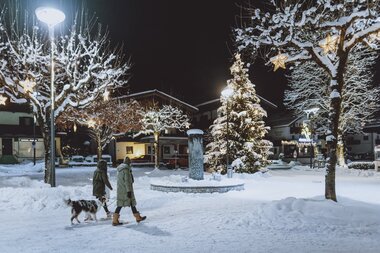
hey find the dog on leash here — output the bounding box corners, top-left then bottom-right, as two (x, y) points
(65, 198), (106, 224)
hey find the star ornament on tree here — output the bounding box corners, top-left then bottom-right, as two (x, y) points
(270, 52), (288, 71)
(319, 34), (338, 54)
(19, 79), (36, 93)
(0, 94), (7, 105)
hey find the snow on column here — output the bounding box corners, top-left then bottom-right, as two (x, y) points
(187, 129), (204, 180)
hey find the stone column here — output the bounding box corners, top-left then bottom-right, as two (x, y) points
(187, 129), (204, 180)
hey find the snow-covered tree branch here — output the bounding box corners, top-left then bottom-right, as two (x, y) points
(0, 5), (130, 184)
(236, 0), (380, 201)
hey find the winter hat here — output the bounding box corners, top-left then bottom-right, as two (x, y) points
(124, 157), (131, 165)
(98, 160), (107, 170)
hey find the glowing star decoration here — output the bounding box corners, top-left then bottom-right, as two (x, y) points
(87, 119), (96, 128)
(319, 34), (338, 54)
(0, 95), (7, 105)
(20, 79), (36, 93)
(271, 53), (288, 71)
(103, 89), (110, 101)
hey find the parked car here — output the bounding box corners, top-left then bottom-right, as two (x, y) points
(131, 155), (153, 164)
(70, 155), (85, 163)
(166, 156), (188, 169)
(85, 155), (112, 165)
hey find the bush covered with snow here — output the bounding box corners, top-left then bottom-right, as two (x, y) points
(347, 161), (374, 170)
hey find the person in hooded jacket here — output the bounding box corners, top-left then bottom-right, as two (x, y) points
(112, 156), (146, 226)
(93, 159), (113, 218)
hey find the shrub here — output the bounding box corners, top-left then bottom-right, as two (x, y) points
(347, 162), (374, 170)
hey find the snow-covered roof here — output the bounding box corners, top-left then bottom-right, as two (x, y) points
(117, 89), (199, 112)
(268, 112), (305, 128)
(195, 95), (277, 109)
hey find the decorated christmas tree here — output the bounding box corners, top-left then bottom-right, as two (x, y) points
(205, 54), (272, 174)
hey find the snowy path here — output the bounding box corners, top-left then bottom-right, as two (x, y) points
(1, 166), (380, 253)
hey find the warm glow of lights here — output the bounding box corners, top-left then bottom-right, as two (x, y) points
(87, 119), (96, 128)
(73, 122), (77, 132)
(0, 94), (7, 105)
(20, 79), (36, 93)
(319, 34), (338, 54)
(271, 52), (288, 71)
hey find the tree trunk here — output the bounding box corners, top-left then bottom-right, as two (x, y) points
(96, 132), (102, 161)
(325, 49), (348, 202)
(154, 132), (160, 169)
(41, 124), (52, 184)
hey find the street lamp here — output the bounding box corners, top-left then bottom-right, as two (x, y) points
(221, 86), (234, 177)
(33, 114), (36, 166)
(304, 108), (320, 168)
(36, 7), (65, 187)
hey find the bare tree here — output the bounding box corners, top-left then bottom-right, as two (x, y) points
(57, 99), (142, 160)
(135, 105), (190, 169)
(236, 0), (380, 201)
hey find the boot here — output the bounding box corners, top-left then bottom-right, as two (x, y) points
(134, 212), (146, 223)
(112, 213), (123, 226)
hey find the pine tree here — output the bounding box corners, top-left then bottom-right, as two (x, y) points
(205, 54), (272, 174)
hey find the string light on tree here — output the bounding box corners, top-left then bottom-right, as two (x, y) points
(319, 34), (338, 54)
(270, 52), (288, 71)
(103, 89), (110, 101)
(19, 78), (36, 93)
(0, 94), (7, 105)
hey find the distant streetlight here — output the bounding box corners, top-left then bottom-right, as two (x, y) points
(36, 6), (65, 187)
(304, 107), (320, 168)
(221, 86), (234, 177)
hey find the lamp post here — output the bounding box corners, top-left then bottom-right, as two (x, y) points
(35, 7), (65, 187)
(304, 108), (320, 169)
(221, 86), (234, 177)
(33, 114), (36, 165)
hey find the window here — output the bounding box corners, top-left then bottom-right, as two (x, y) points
(363, 135), (369, 141)
(19, 117), (33, 126)
(147, 146), (155, 154)
(163, 146), (170, 154)
(126, 146), (133, 154)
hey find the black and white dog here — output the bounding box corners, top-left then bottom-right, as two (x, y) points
(65, 198), (106, 224)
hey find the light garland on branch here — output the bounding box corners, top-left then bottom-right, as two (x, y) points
(103, 89), (110, 101)
(271, 52), (288, 71)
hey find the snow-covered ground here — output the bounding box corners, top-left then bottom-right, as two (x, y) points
(1, 164), (380, 253)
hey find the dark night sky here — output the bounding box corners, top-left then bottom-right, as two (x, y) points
(5, 0), (380, 107)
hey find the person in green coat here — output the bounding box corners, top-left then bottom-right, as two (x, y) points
(112, 157), (146, 226)
(93, 160), (113, 217)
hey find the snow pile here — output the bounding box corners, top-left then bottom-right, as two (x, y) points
(337, 167), (379, 177)
(233, 197), (380, 235)
(150, 174), (244, 187)
(0, 161), (44, 176)
(0, 181), (93, 212)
